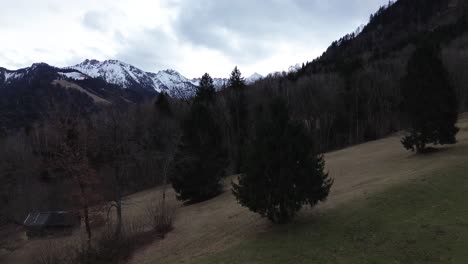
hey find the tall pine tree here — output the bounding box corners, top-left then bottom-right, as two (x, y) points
(227, 67), (248, 174)
(196, 73), (216, 102)
(171, 73), (226, 203)
(401, 42), (459, 153)
(233, 98), (333, 224)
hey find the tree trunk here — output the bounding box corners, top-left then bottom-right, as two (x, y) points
(115, 199), (122, 236)
(416, 142), (426, 154)
(162, 170), (167, 205)
(78, 179), (92, 252)
(83, 204), (92, 251)
(114, 165), (123, 236)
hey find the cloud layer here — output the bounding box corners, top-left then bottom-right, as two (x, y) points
(0, 0), (388, 77)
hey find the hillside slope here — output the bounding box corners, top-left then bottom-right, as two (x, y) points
(125, 116), (468, 264)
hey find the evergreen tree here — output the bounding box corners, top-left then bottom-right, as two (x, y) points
(228, 66), (246, 89)
(196, 73), (216, 102)
(400, 42), (459, 153)
(232, 98), (333, 224)
(171, 73), (226, 203)
(154, 92), (172, 117)
(227, 66), (248, 174)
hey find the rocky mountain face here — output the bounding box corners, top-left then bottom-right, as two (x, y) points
(68, 59), (197, 99)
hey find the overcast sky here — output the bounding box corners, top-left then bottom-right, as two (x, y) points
(0, 0), (388, 78)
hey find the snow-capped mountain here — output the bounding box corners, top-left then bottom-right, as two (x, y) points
(68, 59), (198, 98)
(246, 73), (263, 84)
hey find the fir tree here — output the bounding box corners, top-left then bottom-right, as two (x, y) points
(400, 42), (459, 153)
(196, 73), (216, 103)
(232, 98), (333, 224)
(154, 92), (172, 117)
(171, 73), (226, 203)
(228, 66), (246, 89)
(227, 66), (248, 174)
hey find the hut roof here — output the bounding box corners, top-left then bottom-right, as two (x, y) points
(23, 211), (77, 228)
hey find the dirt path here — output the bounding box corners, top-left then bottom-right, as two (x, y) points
(128, 116), (468, 264)
(2, 117), (468, 264)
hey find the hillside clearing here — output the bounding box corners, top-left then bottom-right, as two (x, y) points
(52, 80), (111, 105)
(128, 116), (468, 264)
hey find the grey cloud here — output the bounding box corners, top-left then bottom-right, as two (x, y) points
(0, 52), (34, 69)
(112, 0), (388, 74)
(82, 11), (109, 32)
(0, 54), (21, 69)
(62, 50), (89, 67)
(165, 0), (387, 62)
(113, 31), (127, 45)
(115, 29), (182, 72)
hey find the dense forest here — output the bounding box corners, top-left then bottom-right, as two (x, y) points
(1, 0), (468, 226)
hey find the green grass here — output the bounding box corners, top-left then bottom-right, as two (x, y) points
(196, 164), (468, 264)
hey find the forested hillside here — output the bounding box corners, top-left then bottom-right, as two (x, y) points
(249, 0), (468, 151)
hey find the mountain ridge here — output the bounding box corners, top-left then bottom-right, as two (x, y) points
(1, 59), (265, 99)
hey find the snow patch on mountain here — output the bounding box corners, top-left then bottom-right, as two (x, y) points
(58, 71), (89, 81)
(190, 77), (228, 90)
(1, 65), (50, 86)
(191, 73), (262, 89)
(148, 69), (198, 98)
(2, 71), (23, 84)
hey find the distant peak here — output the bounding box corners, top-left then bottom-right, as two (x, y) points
(246, 72), (263, 83)
(79, 59), (100, 65)
(249, 72), (263, 78)
(78, 59), (127, 66)
(162, 69), (179, 75)
(104, 59), (122, 64)
(31, 62), (49, 68)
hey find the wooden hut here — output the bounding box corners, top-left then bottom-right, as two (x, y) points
(23, 211), (80, 238)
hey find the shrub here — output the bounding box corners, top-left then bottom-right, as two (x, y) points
(74, 215), (153, 264)
(146, 200), (177, 237)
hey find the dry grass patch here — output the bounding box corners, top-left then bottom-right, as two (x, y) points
(145, 200), (177, 237)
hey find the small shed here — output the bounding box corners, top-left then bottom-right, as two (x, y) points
(23, 211), (80, 238)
